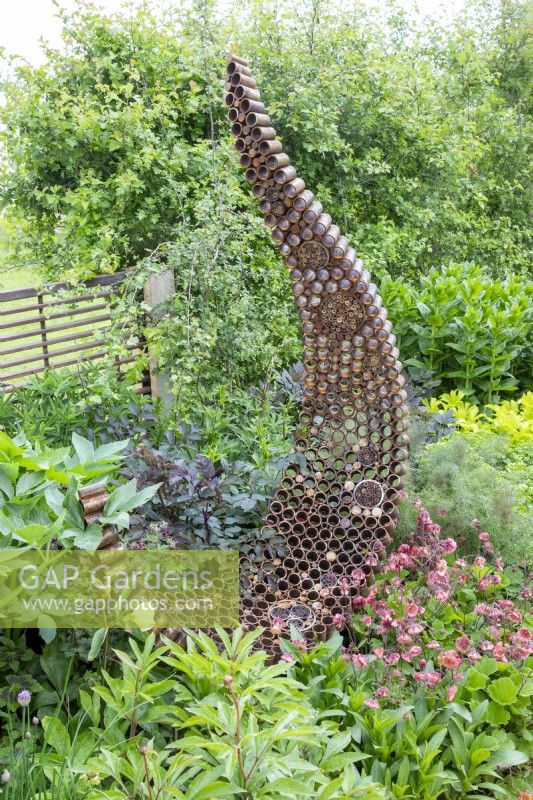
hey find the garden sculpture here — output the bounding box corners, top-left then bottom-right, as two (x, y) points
(226, 55), (409, 654)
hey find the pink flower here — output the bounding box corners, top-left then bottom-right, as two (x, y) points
(426, 671), (441, 688)
(402, 646), (422, 663)
(376, 686), (389, 698)
(435, 590), (449, 602)
(455, 558), (467, 568)
(351, 568), (366, 583)
(361, 614), (372, 626)
(280, 653), (294, 663)
(440, 538), (457, 554)
(468, 650), (481, 662)
(352, 653), (369, 669)
(511, 645), (532, 660)
(515, 627), (532, 642)
(427, 640), (441, 650)
(495, 558), (504, 571)
(447, 685), (458, 702)
(406, 602), (423, 618)
(473, 556), (486, 567)
(478, 532), (490, 543)
(455, 635), (472, 654)
(493, 642), (508, 662)
(438, 650), (462, 670)
(398, 633), (412, 645)
(374, 647), (385, 658)
(332, 614), (347, 631)
(384, 651), (400, 665)
(479, 640), (494, 651)
(408, 623), (424, 635)
(363, 698), (380, 709)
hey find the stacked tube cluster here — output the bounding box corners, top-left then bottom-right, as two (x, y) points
(225, 55), (409, 654)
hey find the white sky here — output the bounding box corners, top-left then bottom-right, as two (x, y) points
(1, 0), (468, 66)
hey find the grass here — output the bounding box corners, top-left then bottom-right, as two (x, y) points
(0, 265), (36, 292)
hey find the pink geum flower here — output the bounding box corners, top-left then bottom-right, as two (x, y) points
(352, 653), (369, 669)
(492, 641), (509, 662)
(425, 671), (441, 688)
(363, 698), (380, 709)
(376, 686), (389, 698)
(478, 532), (490, 543)
(439, 538), (457, 554)
(515, 627), (532, 642)
(438, 650), (462, 670)
(332, 613), (347, 631)
(398, 633), (412, 646)
(473, 555), (486, 567)
(447, 685), (458, 702)
(414, 671), (441, 688)
(455, 635), (472, 654)
(427, 640), (441, 650)
(384, 651), (400, 665)
(407, 623), (425, 635)
(406, 602), (423, 618)
(374, 647), (385, 658)
(280, 653), (294, 663)
(402, 645), (422, 663)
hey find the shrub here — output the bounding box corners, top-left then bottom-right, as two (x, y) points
(0, 430), (157, 550)
(397, 433), (533, 564)
(0, 366), (158, 449)
(1, 1), (531, 282)
(425, 390), (533, 444)
(118, 433), (296, 557)
(382, 264), (533, 404)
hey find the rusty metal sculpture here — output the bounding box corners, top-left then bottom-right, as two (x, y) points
(226, 55), (409, 654)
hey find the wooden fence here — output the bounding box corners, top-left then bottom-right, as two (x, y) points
(0, 272), (151, 393)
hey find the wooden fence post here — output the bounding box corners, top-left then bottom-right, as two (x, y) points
(143, 268), (175, 412)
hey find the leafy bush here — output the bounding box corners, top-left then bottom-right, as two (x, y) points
(1, 1), (531, 282)
(2, 609), (531, 799)
(382, 264), (533, 403)
(119, 434), (294, 557)
(0, 430), (157, 549)
(398, 433), (533, 564)
(425, 390), (533, 443)
(0, 367), (158, 449)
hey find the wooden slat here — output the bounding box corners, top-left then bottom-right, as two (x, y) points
(1, 328), (108, 356)
(0, 313), (112, 343)
(0, 303), (111, 330)
(0, 272), (126, 303)
(2, 338), (108, 369)
(0, 290), (117, 317)
(1, 345), (140, 383)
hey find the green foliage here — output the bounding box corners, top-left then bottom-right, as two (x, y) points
(382, 264), (533, 403)
(0, 430), (157, 549)
(0, 367), (158, 448)
(2, 623), (530, 799)
(1, 0), (531, 284)
(398, 432), (533, 563)
(425, 390), (533, 443)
